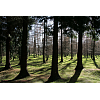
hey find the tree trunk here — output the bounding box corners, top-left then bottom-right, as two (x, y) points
(4, 17), (12, 70)
(43, 19), (46, 63)
(64, 36), (67, 57)
(61, 21), (63, 62)
(34, 36), (36, 58)
(75, 30), (83, 70)
(86, 37), (88, 58)
(15, 16), (30, 79)
(48, 16), (61, 82)
(38, 45), (40, 56)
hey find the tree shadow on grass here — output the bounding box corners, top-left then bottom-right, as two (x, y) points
(30, 66), (51, 75)
(59, 59), (77, 71)
(27, 61), (44, 67)
(0, 72), (50, 83)
(93, 59), (100, 69)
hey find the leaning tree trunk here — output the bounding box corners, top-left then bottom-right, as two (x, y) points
(75, 29), (83, 70)
(14, 16), (30, 79)
(4, 17), (12, 70)
(48, 16), (61, 82)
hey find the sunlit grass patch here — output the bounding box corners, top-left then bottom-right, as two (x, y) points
(0, 55), (100, 83)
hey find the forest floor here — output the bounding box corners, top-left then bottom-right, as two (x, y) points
(0, 55), (100, 83)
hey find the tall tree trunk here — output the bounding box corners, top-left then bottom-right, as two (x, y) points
(86, 37), (88, 58)
(34, 36), (36, 58)
(83, 41), (86, 57)
(75, 30), (83, 70)
(4, 17), (12, 70)
(43, 19), (46, 63)
(15, 16), (30, 79)
(48, 16), (61, 82)
(64, 36), (67, 57)
(71, 33), (73, 59)
(38, 45), (40, 56)
(61, 20), (63, 62)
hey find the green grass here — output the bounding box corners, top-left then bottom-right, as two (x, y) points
(0, 55), (100, 83)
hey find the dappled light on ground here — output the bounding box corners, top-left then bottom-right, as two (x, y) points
(0, 55), (100, 83)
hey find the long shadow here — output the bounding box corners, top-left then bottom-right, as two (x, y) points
(68, 69), (82, 83)
(59, 59), (77, 71)
(93, 59), (100, 69)
(27, 61), (43, 67)
(30, 66), (51, 74)
(0, 70), (51, 83)
(59, 59), (72, 64)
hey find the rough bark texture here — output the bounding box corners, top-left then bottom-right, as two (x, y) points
(48, 16), (61, 82)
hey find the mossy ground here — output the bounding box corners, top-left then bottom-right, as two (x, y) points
(0, 55), (100, 83)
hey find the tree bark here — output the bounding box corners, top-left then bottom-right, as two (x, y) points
(4, 17), (12, 70)
(48, 16), (61, 82)
(15, 16), (30, 79)
(86, 37), (88, 58)
(34, 36), (36, 58)
(75, 29), (83, 70)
